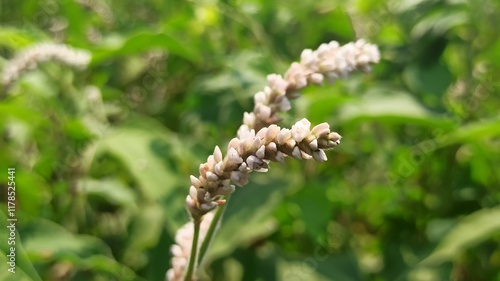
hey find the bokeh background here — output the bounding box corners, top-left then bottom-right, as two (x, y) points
(1, 0), (500, 280)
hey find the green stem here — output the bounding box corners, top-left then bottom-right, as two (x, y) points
(197, 195), (231, 265)
(183, 219), (201, 281)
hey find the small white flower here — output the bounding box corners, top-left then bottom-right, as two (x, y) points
(246, 155), (261, 170)
(301, 151), (313, 160)
(311, 123), (330, 137)
(277, 128), (291, 145)
(230, 171), (249, 186)
(300, 49), (316, 67)
(243, 112), (256, 127)
(275, 151), (286, 163)
(189, 186), (198, 201)
(253, 136), (262, 150)
(213, 146), (223, 163)
(207, 155), (216, 168)
(313, 150), (328, 162)
(309, 139), (318, 150)
(292, 146), (302, 159)
(309, 73), (324, 84)
(218, 182), (236, 195)
(201, 202), (217, 212)
(266, 142), (277, 153)
(267, 74), (289, 94)
(205, 171), (218, 181)
(256, 145), (266, 159)
(279, 97), (292, 111)
(238, 162), (248, 172)
(291, 118), (311, 142)
(228, 137), (240, 151)
(254, 91), (267, 104)
(190, 175), (203, 189)
(328, 132), (342, 143)
(266, 125), (281, 143)
(226, 147), (243, 166)
(214, 162), (224, 176)
(256, 104), (272, 120)
(256, 127), (268, 140)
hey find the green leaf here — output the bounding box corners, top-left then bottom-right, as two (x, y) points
(60, 0), (88, 44)
(14, 171), (51, 219)
(303, 85), (354, 124)
(0, 98), (50, 126)
(436, 116), (500, 147)
(77, 178), (137, 208)
(421, 206), (500, 265)
(411, 9), (468, 39)
(0, 27), (36, 50)
(278, 252), (362, 281)
(19, 218), (140, 280)
(207, 173), (290, 261)
(21, 219), (113, 259)
(122, 203), (165, 269)
(0, 211), (42, 281)
(290, 183), (335, 240)
(91, 33), (201, 63)
(92, 116), (181, 201)
(337, 86), (454, 128)
(402, 62), (453, 99)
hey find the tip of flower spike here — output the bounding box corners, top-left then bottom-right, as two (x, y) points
(213, 146), (223, 162)
(328, 132), (342, 142)
(313, 150), (328, 162)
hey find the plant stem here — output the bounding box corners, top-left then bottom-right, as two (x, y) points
(183, 219), (201, 281)
(197, 195), (231, 265)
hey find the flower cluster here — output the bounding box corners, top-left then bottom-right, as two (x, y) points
(166, 212), (215, 281)
(243, 39), (379, 132)
(167, 39), (379, 280)
(186, 118), (341, 220)
(2, 43), (91, 88)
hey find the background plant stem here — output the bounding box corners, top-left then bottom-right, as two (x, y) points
(183, 219), (200, 281)
(197, 195), (231, 266)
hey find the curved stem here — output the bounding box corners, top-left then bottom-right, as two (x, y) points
(183, 219), (201, 281)
(197, 195), (231, 265)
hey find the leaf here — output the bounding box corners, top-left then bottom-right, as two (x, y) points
(19, 218), (140, 280)
(303, 85), (354, 124)
(290, 183), (335, 240)
(21, 219), (113, 259)
(0, 27), (36, 50)
(74, 255), (140, 281)
(421, 206), (500, 265)
(337, 86), (455, 128)
(278, 252), (362, 281)
(91, 33), (201, 63)
(402, 62), (453, 99)
(317, 6), (354, 40)
(436, 116), (500, 147)
(117, 203), (166, 271)
(0, 98), (50, 126)
(483, 37), (500, 68)
(411, 9), (468, 39)
(92, 116), (181, 201)
(77, 178), (137, 208)
(13, 171), (51, 219)
(391, 0), (432, 13)
(60, 1), (87, 43)
(0, 211), (42, 281)
(207, 173), (291, 261)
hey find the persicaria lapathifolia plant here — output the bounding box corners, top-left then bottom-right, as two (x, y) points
(167, 39), (380, 281)
(1, 43), (91, 91)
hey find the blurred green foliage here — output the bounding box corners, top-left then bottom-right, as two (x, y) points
(1, 0), (500, 280)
